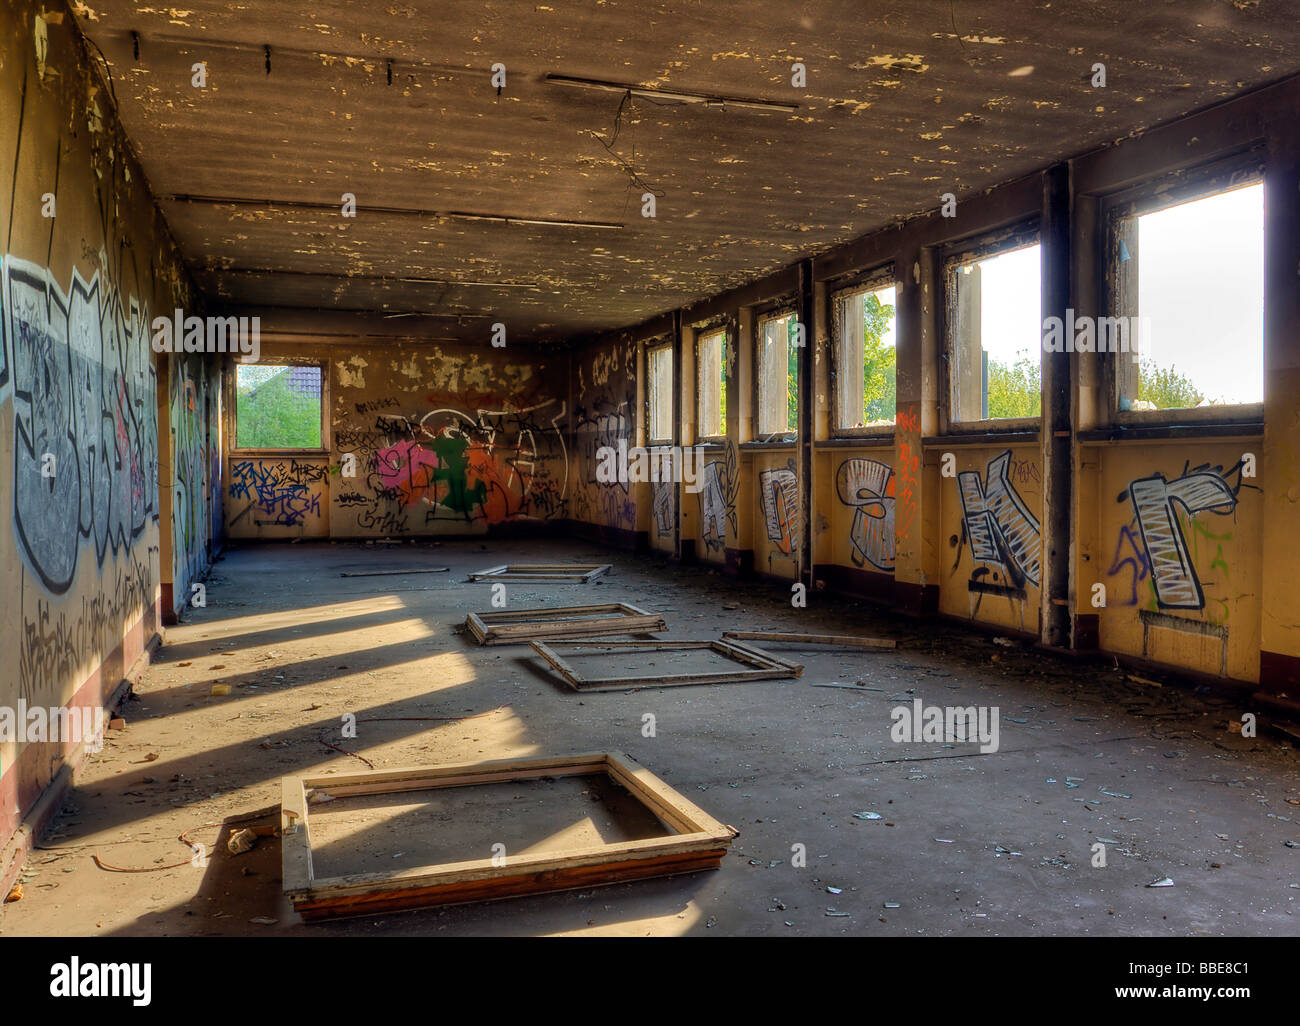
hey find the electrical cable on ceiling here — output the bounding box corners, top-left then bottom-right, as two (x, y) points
(592, 90), (665, 214)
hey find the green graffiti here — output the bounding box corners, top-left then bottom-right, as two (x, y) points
(431, 435), (487, 518)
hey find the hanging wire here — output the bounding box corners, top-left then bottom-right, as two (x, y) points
(590, 90), (665, 215)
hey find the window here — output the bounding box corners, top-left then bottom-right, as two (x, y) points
(1111, 178), (1263, 414)
(234, 363), (323, 449)
(696, 328), (726, 439)
(757, 311), (799, 436)
(833, 279), (897, 431)
(947, 239), (1042, 423)
(647, 343), (673, 443)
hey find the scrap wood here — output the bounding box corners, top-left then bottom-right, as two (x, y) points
(529, 639), (801, 692)
(722, 630), (895, 650)
(340, 567), (449, 578)
(281, 752), (737, 921)
(465, 603), (665, 645)
(312, 707), (508, 768)
(92, 810), (277, 874)
(466, 563), (611, 582)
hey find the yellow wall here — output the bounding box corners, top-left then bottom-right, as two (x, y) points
(0, 2), (212, 857)
(563, 75), (1300, 696)
(224, 341), (568, 540)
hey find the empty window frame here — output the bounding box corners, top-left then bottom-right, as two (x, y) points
(945, 234), (1042, 425)
(832, 276), (898, 432)
(647, 342), (674, 443)
(234, 363), (325, 450)
(757, 310), (799, 436)
(1108, 168), (1263, 418)
(696, 327), (727, 440)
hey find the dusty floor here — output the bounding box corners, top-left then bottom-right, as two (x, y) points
(3, 539), (1298, 937)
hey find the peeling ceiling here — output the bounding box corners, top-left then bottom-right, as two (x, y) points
(70, 0), (1300, 344)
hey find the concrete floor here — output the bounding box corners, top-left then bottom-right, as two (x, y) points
(3, 539), (1298, 936)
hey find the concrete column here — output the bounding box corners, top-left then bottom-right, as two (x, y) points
(893, 244), (939, 613)
(1040, 164), (1074, 649)
(796, 259), (815, 588)
(1258, 105), (1300, 696)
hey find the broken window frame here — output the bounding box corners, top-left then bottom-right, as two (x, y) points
(280, 752), (738, 921)
(645, 340), (675, 446)
(940, 222), (1043, 435)
(529, 638), (803, 692)
(828, 265), (899, 437)
(1102, 153), (1266, 428)
(694, 323), (729, 443)
(464, 602), (665, 645)
(229, 357), (330, 456)
(754, 305), (800, 441)
(466, 563), (612, 582)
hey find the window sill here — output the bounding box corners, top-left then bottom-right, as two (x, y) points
(923, 431), (1039, 447)
(739, 439), (797, 452)
(229, 449), (330, 458)
(1078, 421), (1263, 443)
(817, 435), (895, 448)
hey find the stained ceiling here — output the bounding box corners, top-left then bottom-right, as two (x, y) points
(70, 0), (1300, 344)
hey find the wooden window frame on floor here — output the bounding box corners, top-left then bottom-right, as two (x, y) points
(528, 638), (804, 692)
(464, 603), (666, 645)
(466, 563), (612, 582)
(281, 752), (737, 922)
(721, 630), (896, 651)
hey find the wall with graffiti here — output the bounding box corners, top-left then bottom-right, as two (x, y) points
(0, 5), (213, 859)
(171, 354), (221, 596)
(227, 455), (329, 538)
(940, 446), (1044, 634)
(694, 440), (738, 563)
(569, 335), (639, 540)
(821, 450), (898, 576)
(225, 342), (569, 539)
(650, 448), (677, 553)
(1096, 443), (1261, 681)
(751, 450), (801, 578)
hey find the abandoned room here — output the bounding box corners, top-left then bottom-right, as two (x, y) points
(1, 0), (1299, 978)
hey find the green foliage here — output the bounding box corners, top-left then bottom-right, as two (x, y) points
(986, 355), (1042, 419)
(783, 317), (798, 431)
(1138, 358), (1204, 409)
(236, 367), (322, 448)
(861, 292), (896, 424)
(719, 335), (727, 428)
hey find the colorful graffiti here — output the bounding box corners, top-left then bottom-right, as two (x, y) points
(172, 358), (215, 596)
(956, 450), (1042, 597)
(759, 460), (800, 557)
(895, 404), (920, 544)
(836, 457), (895, 572)
(577, 395), (632, 529)
(652, 451), (676, 536)
(230, 460), (326, 527)
(698, 440), (738, 552)
(6, 257), (159, 594)
(329, 394), (569, 534)
(1104, 523), (1150, 606)
(1114, 459), (1250, 611)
